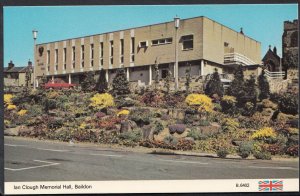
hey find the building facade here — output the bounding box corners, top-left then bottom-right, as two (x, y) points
(4, 60), (33, 87)
(282, 19), (298, 69)
(35, 16), (261, 86)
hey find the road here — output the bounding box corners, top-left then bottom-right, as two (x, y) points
(4, 136), (299, 182)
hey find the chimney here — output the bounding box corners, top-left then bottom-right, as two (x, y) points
(8, 60), (14, 70)
(240, 27), (244, 35)
(273, 46), (277, 55)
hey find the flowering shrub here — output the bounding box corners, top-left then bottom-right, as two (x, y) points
(17, 109), (27, 116)
(251, 127), (277, 141)
(117, 110), (130, 117)
(286, 145), (299, 156)
(79, 122), (87, 129)
(185, 94), (213, 113)
(4, 94), (14, 105)
(222, 118), (239, 132)
(4, 120), (11, 127)
(47, 91), (60, 99)
(7, 104), (17, 110)
(89, 93), (114, 110)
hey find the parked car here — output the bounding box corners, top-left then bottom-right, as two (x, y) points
(42, 79), (77, 89)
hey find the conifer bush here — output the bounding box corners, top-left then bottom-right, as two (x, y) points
(112, 69), (130, 96)
(258, 69), (270, 100)
(81, 72), (96, 92)
(205, 68), (224, 97)
(95, 69), (108, 93)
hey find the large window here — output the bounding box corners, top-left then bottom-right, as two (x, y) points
(55, 49), (58, 63)
(90, 44), (94, 59)
(110, 41), (114, 65)
(120, 39), (124, 64)
(63, 48), (67, 62)
(152, 37), (172, 46)
(72, 46), (75, 69)
(131, 37), (135, 62)
(81, 45), (84, 60)
(100, 42), (103, 66)
(182, 35), (193, 50)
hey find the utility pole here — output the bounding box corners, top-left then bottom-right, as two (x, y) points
(174, 17), (180, 90)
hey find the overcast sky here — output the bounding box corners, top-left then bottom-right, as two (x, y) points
(4, 4), (298, 67)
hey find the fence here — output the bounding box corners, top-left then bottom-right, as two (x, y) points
(265, 70), (285, 79)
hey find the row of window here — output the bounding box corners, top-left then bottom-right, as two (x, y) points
(46, 35), (193, 72)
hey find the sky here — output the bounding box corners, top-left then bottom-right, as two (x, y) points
(4, 4), (298, 67)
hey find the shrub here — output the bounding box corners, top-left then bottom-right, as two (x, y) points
(278, 93), (298, 115)
(7, 104), (17, 110)
(222, 118), (239, 132)
(205, 68), (224, 97)
(128, 108), (151, 126)
(251, 127), (277, 141)
(220, 96), (237, 115)
(187, 129), (207, 140)
(258, 69), (270, 100)
(238, 141), (253, 159)
(153, 121), (164, 135)
(253, 151), (272, 160)
(4, 94), (14, 105)
(47, 118), (63, 130)
(242, 102), (256, 116)
(112, 69), (130, 96)
(47, 99), (57, 110)
(119, 130), (142, 143)
(217, 148), (229, 158)
(17, 109), (27, 116)
(185, 94), (213, 113)
(168, 124), (186, 134)
(47, 91), (60, 99)
(89, 93), (115, 110)
(95, 69), (108, 93)
(286, 145), (299, 156)
(163, 135), (178, 145)
(81, 72), (96, 92)
(117, 109), (130, 117)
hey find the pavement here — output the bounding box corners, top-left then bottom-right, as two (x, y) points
(4, 136), (299, 182)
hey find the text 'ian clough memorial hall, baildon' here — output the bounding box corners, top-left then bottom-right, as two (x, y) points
(34, 16), (262, 87)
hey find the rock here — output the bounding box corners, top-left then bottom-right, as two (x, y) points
(232, 140), (243, 146)
(184, 137), (195, 143)
(142, 124), (154, 141)
(199, 123), (221, 137)
(4, 127), (19, 136)
(262, 99), (278, 110)
(18, 126), (34, 136)
(120, 120), (137, 133)
(277, 112), (298, 123)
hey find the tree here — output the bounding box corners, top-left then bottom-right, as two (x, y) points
(205, 68), (224, 97)
(227, 65), (245, 103)
(283, 50), (298, 79)
(81, 71), (96, 92)
(164, 68), (172, 93)
(258, 69), (270, 100)
(112, 68), (130, 96)
(245, 74), (257, 104)
(185, 64), (192, 95)
(95, 69), (108, 93)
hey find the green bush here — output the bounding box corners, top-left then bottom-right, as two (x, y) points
(217, 148), (229, 158)
(163, 135), (178, 145)
(153, 121), (164, 135)
(220, 96), (237, 115)
(238, 141), (253, 159)
(118, 130), (142, 143)
(128, 108), (151, 126)
(187, 129), (207, 140)
(253, 151), (272, 160)
(279, 93), (298, 115)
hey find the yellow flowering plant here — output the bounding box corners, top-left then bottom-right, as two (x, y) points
(89, 93), (115, 110)
(17, 109), (27, 116)
(185, 94), (213, 113)
(4, 94), (14, 105)
(7, 104), (17, 110)
(117, 109), (130, 116)
(251, 127), (277, 140)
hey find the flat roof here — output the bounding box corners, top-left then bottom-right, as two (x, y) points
(37, 15), (261, 46)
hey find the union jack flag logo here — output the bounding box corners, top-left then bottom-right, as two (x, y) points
(259, 180), (283, 191)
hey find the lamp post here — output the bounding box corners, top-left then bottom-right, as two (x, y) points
(32, 30), (38, 90)
(174, 17), (180, 90)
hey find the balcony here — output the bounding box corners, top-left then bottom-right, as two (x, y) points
(224, 53), (256, 66)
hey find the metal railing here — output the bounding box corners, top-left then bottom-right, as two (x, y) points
(224, 52), (256, 65)
(265, 70), (285, 79)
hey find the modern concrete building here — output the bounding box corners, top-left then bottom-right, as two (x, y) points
(34, 16), (262, 86)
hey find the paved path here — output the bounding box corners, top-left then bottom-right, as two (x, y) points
(4, 136), (299, 182)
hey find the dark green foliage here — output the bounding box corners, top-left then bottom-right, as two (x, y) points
(227, 65), (245, 98)
(112, 69), (130, 96)
(187, 129), (207, 140)
(258, 70), (270, 100)
(217, 148), (229, 158)
(95, 69), (108, 93)
(253, 151), (272, 160)
(238, 141), (253, 159)
(47, 118), (63, 130)
(81, 72), (96, 92)
(164, 69), (172, 93)
(279, 93), (298, 115)
(128, 108), (151, 126)
(205, 68), (224, 97)
(163, 135), (178, 145)
(153, 121), (164, 135)
(185, 64), (191, 95)
(283, 50), (298, 79)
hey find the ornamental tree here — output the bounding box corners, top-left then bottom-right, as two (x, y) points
(112, 68), (130, 96)
(258, 69), (270, 101)
(205, 68), (224, 97)
(95, 69), (108, 93)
